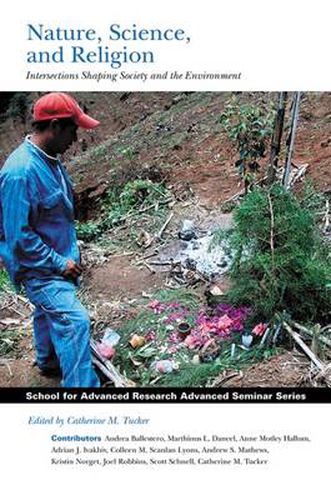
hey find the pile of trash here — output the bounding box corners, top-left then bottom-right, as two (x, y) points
(176, 220), (231, 277)
(96, 297), (268, 381)
(148, 219), (233, 285)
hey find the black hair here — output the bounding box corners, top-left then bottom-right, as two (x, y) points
(32, 117), (77, 132)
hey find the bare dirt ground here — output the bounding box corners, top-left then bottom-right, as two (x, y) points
(86, 255), (166, 300)
(0, 92), (330, 388)
(0, 326), (60, 387)
(218, 352), (312, 388)
(0, 359), (60, 387)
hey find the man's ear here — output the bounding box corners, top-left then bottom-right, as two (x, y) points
(49, 119), (61, 132)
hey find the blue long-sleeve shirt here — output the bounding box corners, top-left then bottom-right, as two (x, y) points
(0, 138), (80, 287)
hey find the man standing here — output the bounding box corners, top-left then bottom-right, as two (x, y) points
(0, 92), (100, 387)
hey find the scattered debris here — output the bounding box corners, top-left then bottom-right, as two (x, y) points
(129, 334), (146, 349)
(113, 296), (273, 385)
(211, 369), (243, 387)
(79, 241), (112, 269)
(96, 343), (116, 360)
(136, 229), (154, 248)
(312, 363), (331, 388)
(220, 352), (311, 388)
(152, 220), (233, 281)
(241, 332), (253, 348)
(0, 318), (22, 329)
(151, 359), (178, 374)
(283, 321), (324, 371)
(90, 339), (133, 387)
(323, 199), (330, 233)
(0, 358), (13, 377)
(102, 328), (121, 347)
(291, 163), (308, 185)
(156, 212), (174, 241)
(178, 219), (197, 241)
(289, 320), (331, 349)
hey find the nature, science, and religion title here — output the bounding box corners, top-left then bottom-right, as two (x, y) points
(25, 23), (192, 69)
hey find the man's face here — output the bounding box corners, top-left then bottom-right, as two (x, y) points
(51, 121), (78, 154)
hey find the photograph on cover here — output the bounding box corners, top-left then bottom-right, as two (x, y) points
(0, 91), (330, 389)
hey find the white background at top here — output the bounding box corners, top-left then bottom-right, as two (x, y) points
(0, 0), (330, 90)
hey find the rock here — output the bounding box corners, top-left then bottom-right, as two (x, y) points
(204, 283), (225, 306)
(192, 354), (200, 365)
(178, 220), (197, 241)
(136, 229), (153, 248)
(218, 258), (228, 268)
(209, 285), (224, 297)
(185, 257), (197, 270)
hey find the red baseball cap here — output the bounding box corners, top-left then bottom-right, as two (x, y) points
(33, 92), (100, 129)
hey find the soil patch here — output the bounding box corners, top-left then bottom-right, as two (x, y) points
(0, 358), (60, 387)
(85, 255), (166, 300)
(220, 352), (311, 387)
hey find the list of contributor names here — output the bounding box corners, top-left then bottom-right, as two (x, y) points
(50, 434), (311, 468)
(27, 414), (313, 469)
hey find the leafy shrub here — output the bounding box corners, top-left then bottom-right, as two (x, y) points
(0, 268), (10, 291)
(0, 329), (24, 356)
(5, 93), (31, 123)
(223, 184), (330, 322)
(220, 98), (275, 190)
(76, 221), (101, 242)
(118, 179), (168, 210)
(76, 180), (170, 242)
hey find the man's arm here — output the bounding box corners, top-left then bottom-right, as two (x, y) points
(1, 174), (68, 273)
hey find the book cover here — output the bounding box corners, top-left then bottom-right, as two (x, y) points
(0, 1), (330, 499)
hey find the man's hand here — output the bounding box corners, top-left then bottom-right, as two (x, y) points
(62, 259), (83, 279)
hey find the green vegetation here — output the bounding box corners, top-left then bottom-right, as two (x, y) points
(158, 345), (278, 387)
(76, 179), (170, 243)
(0, 329), (24, 356)
(220, 98), (275, 190)
(0, 270), (23, 356)
(0, 269), (10, 292)
(5, 93), (31, 123)
(215, 184), (330, 323)
(75, 220), (100, 242)
(298, 180), (327, 220)
(112, 289), (277, 387)
(115, 290), (201, 385)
